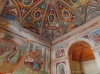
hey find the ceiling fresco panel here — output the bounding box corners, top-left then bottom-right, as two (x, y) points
(22, 2), (47, 35)
(63, 0), (89, 7)
(57, 1), (75, 22)
(16, 0), (41, 16)
(43, 2), (60, 29)
(1, 0), (100, 41)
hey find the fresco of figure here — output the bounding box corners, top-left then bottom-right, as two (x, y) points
(63, 10), (70, 19)
(56, 48), (65, 58)
(24, 51), (43, 71)
(24, 52), (35, 69)
(0, 49), (21, 73)
(0, 47), (13, 66)
(23, 0), (33, 6)
(70, 0), (80, 4)
(34, 51), (43, 70)
(48, 14), (55, 23)
(60, 67), (65, 74)
(93, 32), (100, 44)
(34, 10), (41, 19)
(72, 0), (78, 3)
(8, 49), (20, 64)
(57, 63), (66, 74)
(90, 29), (100, 45)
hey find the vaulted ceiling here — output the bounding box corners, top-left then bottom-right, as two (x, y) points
(69, 41), (95, 62)
(1, 0), (100, 41)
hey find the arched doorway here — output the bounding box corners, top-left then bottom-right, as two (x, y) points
(68, 41), (99, 74)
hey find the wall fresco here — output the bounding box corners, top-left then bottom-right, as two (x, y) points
(0, 28), (28, 74)
(90, 28), (100, 45)
(55, 43), (68, 58)
(0, 28), (51, 74)
(55, 47), (65, 58)
(56, 62), (66, 74)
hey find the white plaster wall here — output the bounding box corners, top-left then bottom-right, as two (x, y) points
(93, 47), (100, 71)
(72, 61), (82, 74)
(82, 60), (100, 74)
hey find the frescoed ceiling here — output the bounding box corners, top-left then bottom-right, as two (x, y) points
(1, 0), (100, 41)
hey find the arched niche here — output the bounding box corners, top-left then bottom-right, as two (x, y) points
(67, 40), (99, 74)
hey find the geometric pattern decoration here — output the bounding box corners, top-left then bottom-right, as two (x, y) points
(8, 8), (18, 16)
(16, 0), (41, 16)
(1, 0), (100, 41)
(57, 1), (75, 22)
(23, 2), (47, 34)
(43, 2), (60, 29)
(89, 0), (99, 5)
(6, 0), (14, 7)
(65, 22), (79, 33)
(63, 0), (89, 7)
(54, 30), (62, 40)
(43, 29), (53, 41)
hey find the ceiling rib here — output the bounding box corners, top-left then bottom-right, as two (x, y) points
(86, 7), (100, 17)
(40, 1), (50, 35)
(52, 0), (64, 35)
(12, 0), (22, 24)
(83, 3), (88, 23)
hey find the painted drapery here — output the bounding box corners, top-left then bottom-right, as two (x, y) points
(0, 28), (50, 74)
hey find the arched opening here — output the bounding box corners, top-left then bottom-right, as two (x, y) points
(68, 41), (99, 74)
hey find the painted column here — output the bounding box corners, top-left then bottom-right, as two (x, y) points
(51, 48), (55, 74)
(33, 43), (36, 52)
(27, 39), (32, 52)
(42, 47), (46, 71)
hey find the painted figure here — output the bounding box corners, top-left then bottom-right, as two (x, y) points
(0, 49), (21, 73)
(56, 48), (65, 58)
(24, 52), (35, 69)
(72, 0), (78, 3)
(93, 32), (100, 43)
(0, 47), (13, 66)
(49, 14), (55, 23)
(34, 11), (41, 19)
(55, 31), (60, 38)
(23, 0), (32, 6)
(34, 51), (43, 69)
(60, 67), (65, 74)
(24, 51), (43, 70)
(70, 0), (80, 4)
(8, 49), (20, 64)
(63, 10), (70, 19)
(57, 63), (66, 74)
